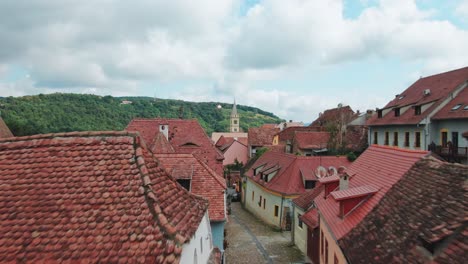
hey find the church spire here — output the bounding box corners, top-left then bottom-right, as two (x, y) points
(229, 99), (240, 132)
(231, 99), (238, 117)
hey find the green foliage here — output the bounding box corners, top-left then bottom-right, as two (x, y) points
(255, 147), (269, 158)
(347, 152), (357, 161)
(0, 93), (282, 136)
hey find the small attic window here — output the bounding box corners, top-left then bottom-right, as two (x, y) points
(464, 105), (468, 110)
(305, 180), (316, 189)
(451, 104), (462, 111)
(181, 142), (199, 147)
(398, 95), (405, 100)
(377, 110), (383, 118)
(394, 108), (400, 117)
(414, 105), (422, 115)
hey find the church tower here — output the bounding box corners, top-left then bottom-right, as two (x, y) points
(230, 100), (240, 132)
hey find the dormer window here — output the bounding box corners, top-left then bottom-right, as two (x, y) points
(177, 179), (191, 191)
(414, 105), (421, 115)
(377, 110), (383, 118)
(394, 108), (400, 117)
(304, 180), (316, 189)
(451, 104), (462, 111)
(464, 105), (468, 110)
(331, 185), (378, 218)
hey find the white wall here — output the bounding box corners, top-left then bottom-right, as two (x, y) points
(293, 206), (307, 255)
(180, 213), (213, 264)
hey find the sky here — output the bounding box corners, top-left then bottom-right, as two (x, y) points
(0, 0), (467, 122)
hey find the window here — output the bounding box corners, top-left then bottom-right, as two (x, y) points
(252, 191), (254, 201)
(377, 110), (383, 118)
(177, 179), (191, 191)
(233, 120), (238, 124)
(298, 213), (303, 228)
(274, 205), (279, 217)
(451, 104), (462, 111)
(404, 132), (410, 147)
(258, 195), (262, 207)
(325, 239), (329, 264)
(441, 131), (448, 147)
(394, 108), (400, 117)
(263, 198), (266, 209)
(415, 132), (421, 148)
(464, 105), (468, 110)
(415, 105), (422, 115)
(304, 180), (316, 189)
(373, 131), (378, 144)
(384, 132), (389, 145)
(393, 132), (398, 146)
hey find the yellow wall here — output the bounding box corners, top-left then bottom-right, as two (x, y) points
(319, 219), (347, 264)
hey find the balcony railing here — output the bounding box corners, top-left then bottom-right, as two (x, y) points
(429, 144), (468, 163)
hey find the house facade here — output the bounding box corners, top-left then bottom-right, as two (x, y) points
(0, 131), (217, 263)
(367, 67), (468, 157)
(314, 145), (428, 264)
(244, 151), (351, 230)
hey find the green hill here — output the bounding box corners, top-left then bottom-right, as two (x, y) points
(0, 93), (283, 137)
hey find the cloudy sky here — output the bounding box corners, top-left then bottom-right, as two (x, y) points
(0, 0), (467, 122)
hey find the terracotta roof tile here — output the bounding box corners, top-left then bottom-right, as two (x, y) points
(0, 131), (208, 263)
(155, 153), (227, 222)
(294, 131), (330, 149)
(293, 184), (324, 210)
(126, 118), (224, 175)
(248, 125), (280, 146)
(247, 151), (351, 195)
(275, 126), (323, 143)
(368, 67), (468, 126)
(299, 208), (319, 229)
(330, 185), (379, 200)
(339, 157), (467, 264)
(315, 145), (428, 240)
(0, 117), (13, 138)
(310, 105), (356, 127)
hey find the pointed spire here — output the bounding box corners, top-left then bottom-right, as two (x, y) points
(231, 99), (238, 117)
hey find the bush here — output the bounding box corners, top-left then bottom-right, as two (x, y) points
(347, 152), (357, 162)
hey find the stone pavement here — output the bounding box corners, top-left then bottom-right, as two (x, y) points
(225, 202), (306, 264)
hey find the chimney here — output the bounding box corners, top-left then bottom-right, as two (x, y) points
(339, 173), (349, 190)
(159, 124), (169, 140)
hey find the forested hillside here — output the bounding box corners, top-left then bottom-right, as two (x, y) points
(0, 93), (282, 136)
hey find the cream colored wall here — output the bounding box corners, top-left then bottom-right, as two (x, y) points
(319, 220), (347, 264)
(244, 177), (284, 228)
(293, 206), (307, 255)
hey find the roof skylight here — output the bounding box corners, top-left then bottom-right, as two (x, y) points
(451, 104), (462, 111)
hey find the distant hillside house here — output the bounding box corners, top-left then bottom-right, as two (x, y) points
(126, 118), (225, 175)
(0, 116), (13, 138)
(0, 131), (217, 263)
(367, 67), (468, 163)
(243, 151), (351, 230)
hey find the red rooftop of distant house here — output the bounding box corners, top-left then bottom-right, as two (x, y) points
(0, 117), (13, 138)
(248, 125), (280, 146)
(367, 67), (468, 126)
(216, 136), (248, 152)
(247, 151), (351, 195)
(339, 156), (467, 264)
(315, 145), (429, 240)
(294, 131), (330, 149)
(431, 86), (468, 120)
(0, 131), (208, 263)
(126, 118), (224, 175)
(155, 153), (227, 222)
(299, 208), (319, 229)
(310, 105), (356, 127)
(275, 126), (323, 143)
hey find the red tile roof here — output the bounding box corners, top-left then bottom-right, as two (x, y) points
(248, 125), (280, 146)
(339, 157), (467, 264)
(310, 105), (356, 127)
(294, 131), (330, 149)
(315, 145), (429, 239)
(246, 151), (351, 195)
(275, 126), (323, 143)
(152, 132), (175, 153)
(300, 208), (319, 229)
(155, 153), (227, 222)
(432, 86), (468, 120)
(216, 136), (248, 152)
(0, 131), (208, 263)
(368, 67), (468, 126)
(0, 117), (13, 138)
(126, 118), (224, 175)
(292, 184), (324, 210)
(330, 185), (379, 200)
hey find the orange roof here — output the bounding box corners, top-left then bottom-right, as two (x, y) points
(0, 131), (208, 263)
(126, 118), (224, 175)
(155, 153), (227, 222)
(0, 117), (13, 138)
(294, 131), (330, 149)
(246, 151), (351, 195)
(315, 145), (428, 240)
(368, 67), (468, 126)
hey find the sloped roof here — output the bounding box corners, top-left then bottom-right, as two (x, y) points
(293, 184), (324, 210)
(0, 131), (208, 263)
(153, 132), (175, 153)
(248, 125), (280, 146)
(368, 67), (468, 126)
(299, 208), (319, 229)
(294, 131), (330, 150)
(275, 126), (323, 143)
(310, 105), (356, 127)
(340, 157), (467, 264)
(155, 153), (227, 222)
(0, 117), (13, 138)
(216, 136), (248, 152)
(432, 86), (468, 120)
(126, 118), (224, 175)
(211, 132), (247, 143)
(246, 151), (351, 195)
(315, 145), (428, 240)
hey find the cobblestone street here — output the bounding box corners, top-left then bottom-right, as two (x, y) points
(225, 202), (306, 264)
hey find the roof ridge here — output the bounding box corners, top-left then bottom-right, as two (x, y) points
(195, 155), (227, 189)
(0, 130), (140, 144)
(420, 66), (468, 80)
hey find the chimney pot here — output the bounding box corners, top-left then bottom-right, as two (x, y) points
(339, 173), (349, 191)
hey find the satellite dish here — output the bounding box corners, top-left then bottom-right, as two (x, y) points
(338, 166), (347, 174)
(328, 166), (337, 176)
(314, 166), (327, 178)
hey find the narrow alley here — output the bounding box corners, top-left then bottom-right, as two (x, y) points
(225, 202), (306, 264)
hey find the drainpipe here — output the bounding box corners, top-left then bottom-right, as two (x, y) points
(279, 196), (284, 230)
(291, 204), (295, 243)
